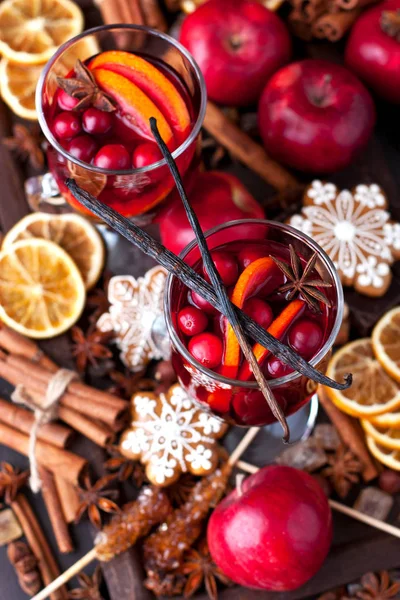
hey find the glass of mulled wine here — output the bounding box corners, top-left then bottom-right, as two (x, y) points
(36, 25), (206, 221)
(165, 220), (343, 428)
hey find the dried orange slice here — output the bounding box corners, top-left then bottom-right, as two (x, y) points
(372, 306), (400, 383)
(0, 59), (41, 120)
(0, 0), (83, 65)
(324, 339), (400, 417)
(361, 420), (400, 450)
(2, 213), (104, 290)
(369, 410), (400, 428)
(0, 238), (85, 339)
(366, 436), (400, 471)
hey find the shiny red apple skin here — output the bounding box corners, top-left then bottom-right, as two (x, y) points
(156, 170), (264, 255)
(208, 465), (332, 591)
(345, 0), (400, 104)
(179, 0), (291, 106)
(258, 59), (376, 173)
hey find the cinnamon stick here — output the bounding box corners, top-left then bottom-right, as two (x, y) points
(11, 494), (68, 600)
(0, 324), (57, 372)
(38, 468), (73, 554)
(58, 406), (114, 448)
(0, 422), (87, 485)
(288, 9), (314, 40)
(204, 101), (299, 192)
(0, 397), (73, 448)
(54, 477), (80, 525)
(318, 386), (379, 482)
(312, 8), (361, 40)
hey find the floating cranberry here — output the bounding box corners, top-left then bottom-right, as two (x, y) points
(238, 247), (267, 270)
(94, 144), (130, 170)
(204, 251), (238, 286)
(132, 142), (163, 168)
(82, 108), (113, 135)
(67, 135), (98, 163)
(244, 297), (273, 329)
(178, 305), (208, 336)
(191, 290), (218, 315)
(288, 319), (323, 359)
(188, 332), (223, 368)
(53, 112), (82, 140)
(265, 355), (293, 379)
(57, 89), (79, 111)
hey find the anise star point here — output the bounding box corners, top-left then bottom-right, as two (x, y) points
(70, 326), (113, 375)
(75, 473), (120, 529)
(321, 444), (362, 498)
(57, 60), (116, 113)
(68, 566), (104, 600)
(181, 539), (232, 600)
(0, 462), (29, 504)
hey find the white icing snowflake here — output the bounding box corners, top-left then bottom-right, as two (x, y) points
(119, 384), (227, 486)
(97, 266), (170, 371)
(289, 181), (400, 297)
(183, 364), (232, 393)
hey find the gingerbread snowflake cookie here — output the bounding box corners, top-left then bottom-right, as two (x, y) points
(289, 181), (400, 297)
(97, 266), (170, 372)
(119, 384), (227, 486)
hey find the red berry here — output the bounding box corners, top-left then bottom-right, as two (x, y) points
(188, 332), (223, 368)
(265, 355), (293, 379)
(94, 144), (130, 170)
(238, 247), (267, 270)
(132, 142), (162, 168)
(67, 135), (98, 162)
(82, 108), (113, 134)
(53, 112), (82, 140)
(288, 319), (323, 359)
(57, 89), (79, 111)
(204, 251), (238, 286)
(178, 305), (208, 336)
(191, 291), (218, 315)
(244, 297), (273, 329)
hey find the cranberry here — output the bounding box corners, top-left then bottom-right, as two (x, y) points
(204, 251), (238, 286)
(265, 355), (293, 379)
(82, 108), (113, 135)
(94, 144), (130, 170)
(188, 332), (223, 368)
(132, 142), (163, 168)
(67, 135), (98, 163)
(53, 112), (82, 140)
(191, 290), (218, 315)
(288, 319), (323, 359)
(57, 89), (79, 111)
(238, 247), (267, 270)
(178, 305), (208, 336)
(244, 298), (273, 329)
(378, 470), (400, 495)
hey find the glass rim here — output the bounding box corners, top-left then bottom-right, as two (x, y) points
(36, 24), (207, 176)
(164, 218), (344, 389)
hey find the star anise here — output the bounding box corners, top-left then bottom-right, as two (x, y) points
(3, 124), (44, 170)
(87, 289), (110, 323)
(181, 538), (232, 600)
(321, 445), (362, 498)
(75, 473), (120, 529)
(104, 445), (146, 486)
(68, 566), (104, 600)
(107, 369), (149, 399)
(57, 60), (116, 112)
(346, 571), (400, 600)
(271, 244), (332, 313)
(167, 473), (198, 507)
(0, 462), (29, 504)
(145, 569), (186, 597)
(71, 326), (113, 374)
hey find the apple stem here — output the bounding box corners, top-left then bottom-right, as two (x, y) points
(381, 10), (400, 41)
(236, 473), (246, 498)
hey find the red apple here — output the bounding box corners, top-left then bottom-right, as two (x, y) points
(345, 0), (400, 104)
(179, 0), (291, 107)
(156, 170), (264, 255)
(258, 59), (376, 173)
(208, 465), (332, 591)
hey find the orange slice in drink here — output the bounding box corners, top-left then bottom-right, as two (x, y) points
(89, 51), (191, 143)
(92, 69), (174, 146)
(361, 420), (400, 450)
(372, 306), (400, 383)
(366, 436), (400, 471)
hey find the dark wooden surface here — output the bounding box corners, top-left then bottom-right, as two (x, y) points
(1, 2), (400, 600)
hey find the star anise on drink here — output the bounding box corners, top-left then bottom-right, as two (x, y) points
(345, 571), (400, 600)
(71, 326), (113, 374)
(0, 462), (29, 504)
(104, 445), (146, 486)
(180, 538), (232, 600)
(167, 473), (198, 507)
(3, 124), (45, 170)
(271, 244), (332, 313)
(57, 60), (116, 112)
(321, 444), (362, 498)
(68, 566), (104, 600)
(75, 473), (120, 529)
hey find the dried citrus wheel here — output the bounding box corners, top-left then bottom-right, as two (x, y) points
(361, 420), (400, 450)
(0, 0), (83, 65)
(369, 410), (400, 428)
(2, 213), (104, 290)
(0, 238), (85, 339)
(324, 339), (400, 417)
(366, 436), (400, 471)
(372, 306), (400, 383)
